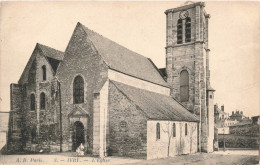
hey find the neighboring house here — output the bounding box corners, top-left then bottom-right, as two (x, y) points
(215, 120), (230, 135)
(224, 119), (239, 127)
(8, 2), (215, 159)
(214, 104), (229, 121)
(229, 110), (248, 121)
(252, 116), (260, 125)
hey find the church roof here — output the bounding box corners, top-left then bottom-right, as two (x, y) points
(18, 43), (64, 84)
(37, 44), (64, 61)
(111, 81), (199, 122)
(37, 44), (64, 73)
(79, 23), (169, 87)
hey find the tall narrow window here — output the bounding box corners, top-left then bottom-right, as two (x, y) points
(185, 17), (191, 42)
(30, 94), (36, 111)
(177, 19), (183, 44)
(180, 70), (189, 102)
(42, 65), (46, 81)
(73, 76), (84, 104)
(156, 123), (160, 140)
(185, 123), (188, 136)
(40, 92), (46, 110)
(172, 123), (176, 137)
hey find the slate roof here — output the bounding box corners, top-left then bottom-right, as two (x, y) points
(19, 44), (64, 83)
(111, 81), (199, 122)
(79, 23), (168, 87)
(37, 44), (64, 61)
(38, 44), (64, 73)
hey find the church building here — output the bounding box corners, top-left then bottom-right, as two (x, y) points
(7, 2), (215, 159)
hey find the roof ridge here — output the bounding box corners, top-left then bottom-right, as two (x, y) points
(77, 22), (168, 87)
(37, 43), (64, 54)
(78, 22), (149, 60)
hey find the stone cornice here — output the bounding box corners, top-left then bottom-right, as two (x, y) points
(165, 40), (205, 49)
(165, 2), (205, 14)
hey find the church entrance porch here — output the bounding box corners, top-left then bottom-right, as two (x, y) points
(68, 105), (89, 152)
(72, 121), (85, 151)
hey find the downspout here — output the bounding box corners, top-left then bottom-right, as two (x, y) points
(199, 69), (202, 153)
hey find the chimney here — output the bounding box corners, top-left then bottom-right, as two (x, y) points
(221, 105), (224, 111)
(232, 111), (234, 115)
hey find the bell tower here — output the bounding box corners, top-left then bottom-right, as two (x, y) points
(165, 2), (215, 152)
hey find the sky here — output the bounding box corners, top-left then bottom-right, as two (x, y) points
(0, 1), (259, 117)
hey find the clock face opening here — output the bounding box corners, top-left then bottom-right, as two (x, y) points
(180, 10), (189, 19)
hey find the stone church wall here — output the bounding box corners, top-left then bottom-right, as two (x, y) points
(8, 84), (23, 152)
(147, 120), (197, 160)
(56, 24), (108, 152)
(23, 50), (60, 152)
(108, 82), (147, 157)
(108, 69), (170, 96)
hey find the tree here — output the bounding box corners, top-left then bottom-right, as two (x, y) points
(161, 121), (173, 157)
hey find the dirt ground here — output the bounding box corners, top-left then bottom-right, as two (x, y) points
(127, 151), (259, 165)
(0, 150), (258, 165)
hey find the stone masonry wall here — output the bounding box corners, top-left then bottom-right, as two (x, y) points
(35, 50), (60, 151)
(165, 3), (211, 152)
(108, 82), (147, 157)
(56, 23), (108, 152)
(20, 47), (60, 152)
(8, 84), (23, 152)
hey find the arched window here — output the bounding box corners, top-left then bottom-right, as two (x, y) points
(185, 17), (191, 42)
(30, 94), (36, 111)
(185, 123), (188, 136)
(40, 92), (46, 110)
(172, 123), (176, 137)
(156, 123), (160, 140)
(180, 70), (189, 102)
(73, 76), (84, 104)
(177, 19), (183, 44)
(42, 65), (46, 81)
